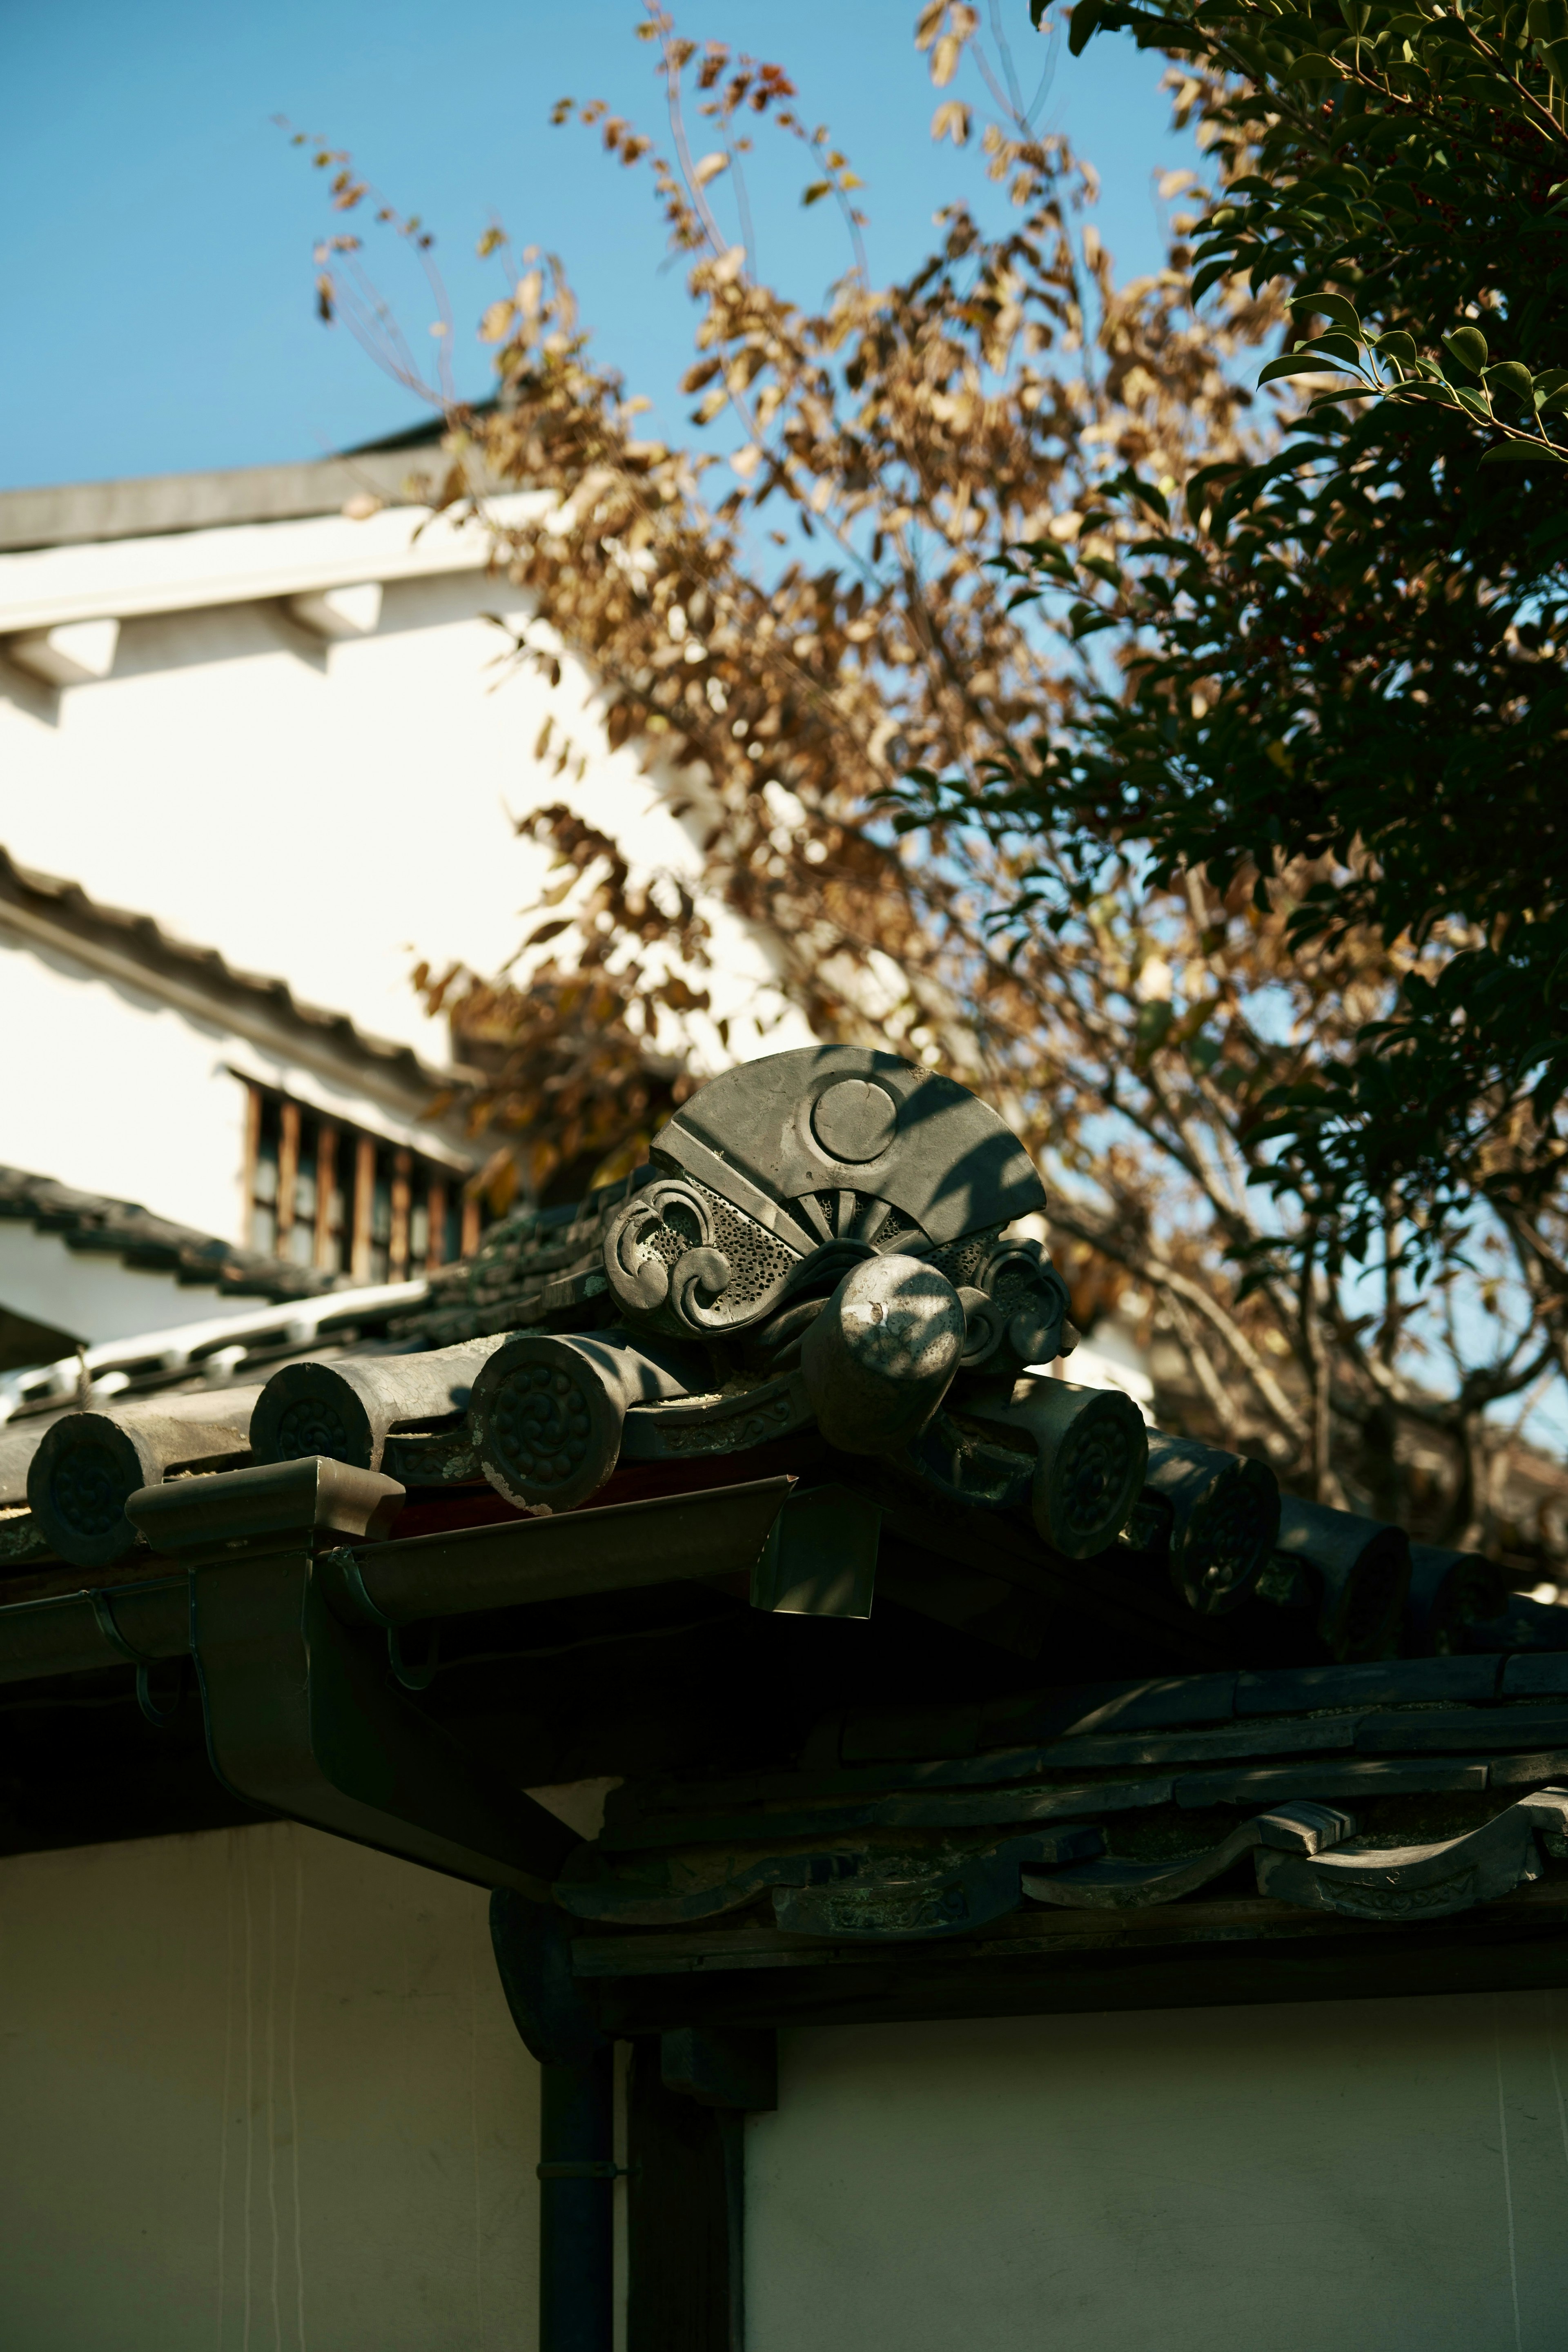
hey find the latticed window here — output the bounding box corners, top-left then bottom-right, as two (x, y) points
(242, 1085), (479, 1282)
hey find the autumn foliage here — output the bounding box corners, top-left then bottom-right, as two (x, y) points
(299, 3), (1566, 1571)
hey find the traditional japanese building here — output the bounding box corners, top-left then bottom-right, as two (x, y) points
(2, 1046), (1566, 2351)
(0, 436), (817, 1370)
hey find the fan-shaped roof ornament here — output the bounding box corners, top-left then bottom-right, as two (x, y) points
(655, 1045), (1045, 1248)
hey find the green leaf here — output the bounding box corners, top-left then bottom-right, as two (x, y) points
(1443, 325), (1490, 376)
(1291, 291), (1363, 339)
(1452, 384), (1494, 420)
(1135, 1000), (1174, 1056)
(1284, 51), (1341, 78)
(1372, 329), (1419, 367)
(1067, 0), (1105, 54)
(1119, 474), (1169, 521)
(1483, 360), (1535, 405)
(1479, 441), (1548, 462)
(1258, 351), (1361, 385)
(1532, 367), (1568, 396)
(1191, 257), (1238, 303)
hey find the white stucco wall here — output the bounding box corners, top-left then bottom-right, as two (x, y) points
(0, 1821), (544, 2352)
(748, 2000), (1568, 2352)
(0, 922), (473, 1249)
(0, 931), (254, 1243)
(0, 546), (812, 1075)
(0, 1220), (246, 1351)
(9, 1813), (1567, 2352)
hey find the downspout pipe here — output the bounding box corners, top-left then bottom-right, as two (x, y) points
(538, 2053), (616, 2352)
(492, 1889), (617, 2352)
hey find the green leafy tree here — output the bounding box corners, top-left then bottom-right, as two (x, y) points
(944, 0), (1568, 1328)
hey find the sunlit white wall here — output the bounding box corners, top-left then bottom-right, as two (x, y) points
(0, 554), (811, 1074)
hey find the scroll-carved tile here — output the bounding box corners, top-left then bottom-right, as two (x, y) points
(1021, 1802), (1353, 1911)
(555, 1822), (1100, 1929)
(620, 1373), (811, 1460)
(1254, 1790), (1568, 1920)
(771, 1827), (1102, 1941)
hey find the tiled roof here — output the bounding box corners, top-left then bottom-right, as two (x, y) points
(0, 445), (433, 556)
(0, 1165), (342, 1305)
(0, 405), (501, 554)
(0, 844), (476, 1124)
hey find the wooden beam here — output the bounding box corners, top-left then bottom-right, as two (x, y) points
(276, 1099), (301, 1258)
(661, 2027), (776, 2112)
(461, 1192), (481, 1260)
(389, 1147), (412, 1281)
(351, 1135), (376, 1282)
(628, 2045), (743, 2352)
(315, 1122), (339, 1271)
(241, 1082), (262, 1247)
(426, 1176), (447, 1270)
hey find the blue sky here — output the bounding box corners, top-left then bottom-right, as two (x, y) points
(0, 1), (1199, 490)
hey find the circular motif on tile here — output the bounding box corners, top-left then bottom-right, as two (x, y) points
(490, 1360), (597, 1490)
(468, 1336), (626, 1511)
(273, 1397), (353, 1464)
(49, 1439), (127, 1539)
(810, 1079), (898, 1165)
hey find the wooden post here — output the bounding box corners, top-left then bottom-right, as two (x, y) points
(461, 1193), (482, 1260)
(315, 1123), (339, 1271)
(351, 1136), (376, 1283)
(539, 2056), (616, 2352)
(389, 1148), (412, 1281)
(628, 2047), (745, 2352)
(276, 1100), (301, 1258)
(426, 1176), (448, 1271)
(241, 1083), (263, 1247)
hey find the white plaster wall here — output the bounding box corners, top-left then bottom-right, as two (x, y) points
(0, 561), (811, 1074)
(0, 1220), (244, 1350)
(0, 1821), (542, 2352)
(0, 925), (473, 1253)
(12, 1815), (1566, 2352)
(0, 930), (252, 1240)
(748, 1999), (1568, 2352)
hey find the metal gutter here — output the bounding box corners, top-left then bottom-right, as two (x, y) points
(0, 1465), (794, 1894)
(0, 1576), (188, 1685)
(0, 1467), (794, 1688)
(318, 1479), (797, 1625)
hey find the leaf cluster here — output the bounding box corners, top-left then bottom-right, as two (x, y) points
(980, 0), (1568, 1286)
(292, 4), (1568, 1561)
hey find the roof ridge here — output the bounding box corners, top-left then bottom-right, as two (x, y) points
(0, 842), (480, 1105)
(0, 1162), (350, 1303)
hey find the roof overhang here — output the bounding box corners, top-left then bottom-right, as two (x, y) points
(0, 485), (543, 638)
(0, 847), (481, 1148)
